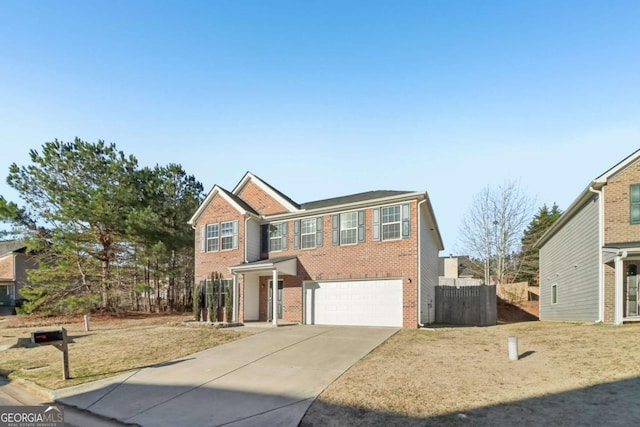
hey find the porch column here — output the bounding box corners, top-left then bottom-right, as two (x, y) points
(232, 273), (238, 323)
(614, 254), (625, 325)
(272, 269), (278, 326)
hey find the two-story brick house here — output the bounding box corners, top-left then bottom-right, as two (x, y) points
(189, 172), (444, 328)
(536, 149), (640, 324)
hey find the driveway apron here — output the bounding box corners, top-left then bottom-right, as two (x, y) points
(54, 325), (398, 427)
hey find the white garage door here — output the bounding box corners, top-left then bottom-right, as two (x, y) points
(304, 279), (403, 327)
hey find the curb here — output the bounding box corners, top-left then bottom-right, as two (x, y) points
(13, 377), (56, 402)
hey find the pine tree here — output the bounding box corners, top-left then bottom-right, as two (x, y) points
(517, 204), (562, 285)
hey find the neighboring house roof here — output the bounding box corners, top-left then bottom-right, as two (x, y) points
(301, 191), (414, 210)
(535, 149), (640, 248)
(0, 241), (27, 256)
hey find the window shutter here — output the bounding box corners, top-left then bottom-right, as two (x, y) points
(200, 225), (206, 252)
(358, 210), (365, 243)
(372, 208), (380, 241)
(316, 217), (323, 247)
(631, 184), (640, 224)
(293, 220), (301, 249)
(282, 222), (289, 250)
(402, 203), (410, 238)
(261, 224), (269, 253)
(332, 214), (339, 245)
(232, 220), (239, 249)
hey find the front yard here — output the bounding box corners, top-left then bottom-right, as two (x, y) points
(302, 321), (640, 426)
(4, 314), (640, 425)
(0, 313), (249, 390)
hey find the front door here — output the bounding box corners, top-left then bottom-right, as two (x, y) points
(268, 280), (284, 320)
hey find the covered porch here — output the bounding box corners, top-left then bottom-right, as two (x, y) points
(604, 244), (640, 325)
(230, 256), (297, 326)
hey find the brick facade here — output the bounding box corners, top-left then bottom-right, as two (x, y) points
(602, 157), (640, 321)
(193, 195), (247, 284)
(604, 157), (640, 245)
(250, 205), (420, 327)
(193, 176), (430, 328)
(237, 180), (292, 215)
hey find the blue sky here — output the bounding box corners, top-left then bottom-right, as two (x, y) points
(1, 1), (639, 251)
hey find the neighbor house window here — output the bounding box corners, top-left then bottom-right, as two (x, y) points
(340, 212), (358, 245)
(631, 184), (640, 224)
(551, 284), (558, 305)
(220, 220), (238, 250)
(269, 222), (288, 251)
(301, 218), (316, 249)
(206, 224), (219, 252)
(381, 205), (402, 240)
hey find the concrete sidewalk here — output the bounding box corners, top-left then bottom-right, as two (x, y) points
(54, 325), (397, 427)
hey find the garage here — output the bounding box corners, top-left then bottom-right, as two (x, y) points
(303, 279), (403, 327)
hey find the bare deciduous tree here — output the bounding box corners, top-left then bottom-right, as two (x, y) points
(459, 181), (534, 285)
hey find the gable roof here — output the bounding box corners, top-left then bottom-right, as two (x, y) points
(232, 172), (300, 212)
(301, 191), (414, 210)
(188, 185), (258, 225)
(594, 148), (640, 184)
(536, 148), (640, 248)
(189, 173), (444, 250)
(0, 240), (27, 256)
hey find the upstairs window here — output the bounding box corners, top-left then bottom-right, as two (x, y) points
(373, 203), (411, 241)
(340, 212), (358, 245)
(301, 218), (317, 249)
(631, 184), (640, 224)
(269, 222), (288, 252)
(200, 220), (238, 252)
(381, 205), (401, 240)
(220, 221), (237, 250)
(293, 217), (323, 249)
(206, 224), (219, 252)
(331, 211), (365, 246)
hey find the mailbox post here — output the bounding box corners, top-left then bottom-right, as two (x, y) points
(31, 327), (70, 380)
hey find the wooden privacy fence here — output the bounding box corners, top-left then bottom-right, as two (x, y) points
(435, 285), (497, 326)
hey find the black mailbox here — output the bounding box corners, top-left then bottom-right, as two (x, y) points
(31, 330), (64, 345)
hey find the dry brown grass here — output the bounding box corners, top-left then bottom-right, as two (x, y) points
(0, 313), (249, 389)
(303, 321), (640, 426)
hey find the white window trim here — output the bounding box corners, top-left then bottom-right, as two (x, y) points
(340, 211), (358, 246)
(300, 218), (317, 250)
(269, 222), (285, 252)
(381, 205), (402, 241)
(206, 223), (219, 252)
(631, 183), (640, 224)
(551, 283), (558, 305)
(220, 221), (235, 251)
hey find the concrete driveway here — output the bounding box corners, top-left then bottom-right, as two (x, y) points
(54, 325), (398, 427)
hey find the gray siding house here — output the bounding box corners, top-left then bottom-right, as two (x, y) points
(536, 149), (640, 324)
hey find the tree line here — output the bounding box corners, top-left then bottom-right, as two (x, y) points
(0, 138), (204, 314)
(0, 139), (560, 315)
(458, 181), (562, 286)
